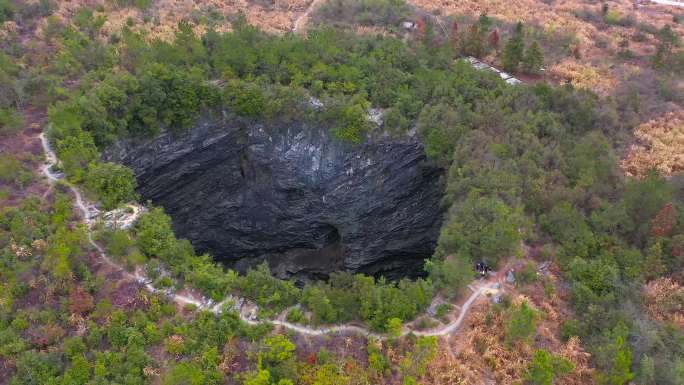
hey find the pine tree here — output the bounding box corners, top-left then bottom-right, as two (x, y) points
(489, 29), (500, 50)
(502, 21), (525, 72)
(462, 14), (493, 57)
(643, 241), (666, 281)
(653, 25), (680, 68)
(522, 40), (544, 74)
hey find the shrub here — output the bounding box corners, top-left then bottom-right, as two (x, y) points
(224, 80), (266, 118)
(285, 307), (304, 324)
(434, 303), (453, 320)
(386, 317), (402, 339)
(522, 41), (544, 74)
(314, 0), (411, 28)
(516, 262), (538, 286)
(331, 101), (370, 144)
(505, 301), (537, 345)
(112, 0), (152, 10)
(0, 108), (23, 136)
(436, 195), (522, 267)
(524, 349), (574, 385)
(102, 229), (134, 258)
(239, 264), (300, 313)
(185, 254), (238, 301)
(84, 162), (138, 210)
(162, 362), (205, 385)
(135, 207), (176, 259)
(502, 22), (525, 72)
(0, 0), (14, 23)
(603, 10), (623, 26)
(55, 130), (99, 183)
(262, 334), (295, 365)
(425, 255), (473, 299)
(0, 153), (22, 183)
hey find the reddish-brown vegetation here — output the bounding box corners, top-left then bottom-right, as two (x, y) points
(47, 0), (315, 40)
(644, 277), (684, 327)
(421, 260), (596, 384)
(622, 111), (684, 178)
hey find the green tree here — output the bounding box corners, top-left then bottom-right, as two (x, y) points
(0, 153), (22, 183)
(636, 355), (655, 385)
(55, 130), (99, 182)
(0, 108), (23, 136)
(135, 207), (176, 258)
(425, 255), (474, 299)
(436, 195), (521, 267)
(262, 334), (295, 365)
(185, 254), (237, 301)
(12, 350), (62, 385)
(62, 356), (91, 385)
(502, 22), (525, 72)
(103, 229), (134, 258)
(653, 25), (680, 68)
(224, 80), (265, 118)
(596, 323), (634, 385)
(331, 99), (371, 144)
(399, 337), (438, 380)
(541, 202), (596, 261)
(643, 242), (666, 281)
(522, 41), (543, 74)
(243, 368), (293, 385)
(162, 362), (205, 385)
(386, 318), (403, 339)
(505, 300), (537, 345)
(45, 226), (83, 281)
(302, 285), (337, 324)
(0, 0), (14, 23)
(84, 162), (138, 210)
(524, 349), (574, 385)
(308, 364), (349, 385)
(367, 339), (389, 376)
(622, 171), (673, 245)
(461, 14), (493, 57)
(244, 369), (272, 385)
(240, 263), (300, 312)
(73, 7), (106, 38)
(416, 102), (472, 161)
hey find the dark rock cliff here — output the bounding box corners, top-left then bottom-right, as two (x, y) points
(105, 117), (446, 281)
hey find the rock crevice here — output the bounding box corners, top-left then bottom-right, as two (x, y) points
(105, 118), (445, 281)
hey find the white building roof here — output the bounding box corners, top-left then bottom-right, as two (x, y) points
(464, 56), (523, 86)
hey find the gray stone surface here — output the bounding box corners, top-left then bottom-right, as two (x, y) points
(506, 270), (516, 284)
(105, 117), (445, 281)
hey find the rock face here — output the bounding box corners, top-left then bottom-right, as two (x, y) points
(105, 117), (445, 281)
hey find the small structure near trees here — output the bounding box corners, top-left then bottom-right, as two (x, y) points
(401, 21), (416, 31)
(476, 261), (491, 277)
(464, 56), (523, 85)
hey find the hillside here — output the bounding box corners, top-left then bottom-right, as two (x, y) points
(1, 0), (684, 384)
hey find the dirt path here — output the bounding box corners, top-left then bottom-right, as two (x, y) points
(651, 0), (684, 7)
(292, 0), (325, 34)
(39, 131), (499, 339)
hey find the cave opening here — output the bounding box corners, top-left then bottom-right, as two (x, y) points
(107, 120), (446, 281)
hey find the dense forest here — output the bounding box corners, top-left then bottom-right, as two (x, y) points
(1, 1), (684, 384)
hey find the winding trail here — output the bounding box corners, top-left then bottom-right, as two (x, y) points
(39, 132), (498, 339)
(292, 0), (325, 34)
(651, 0), (684, 7)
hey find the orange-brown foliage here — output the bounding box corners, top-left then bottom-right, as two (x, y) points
(423, 262), (596, 385)
(651, 202), (677, 237)
(644, 277), (684, 327)
(69, 285), (95, 315)
(622, 111), (684, 178)
(47, 0), (314, 41)
(406, 0), (683, 103)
